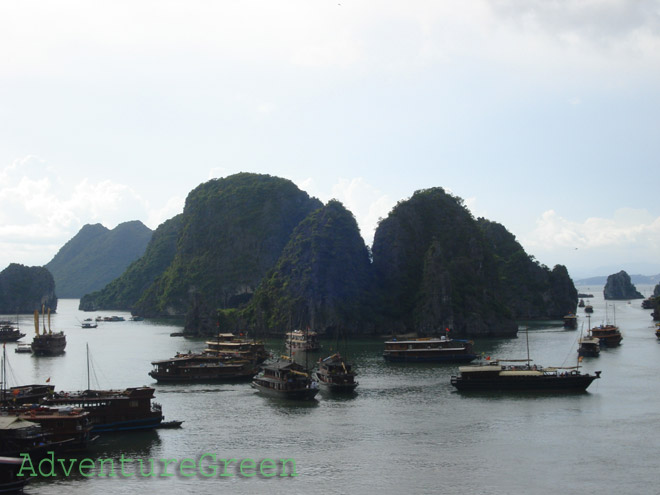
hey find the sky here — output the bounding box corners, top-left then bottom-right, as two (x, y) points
(1, 0), (659, 280)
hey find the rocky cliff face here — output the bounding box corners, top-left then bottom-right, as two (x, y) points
(0, 264), (57, 313)
(478, 219), (577, 319)
(243, 200), (373, 336)
(604, 270), (644, 300)
(371, 188), (518, 338)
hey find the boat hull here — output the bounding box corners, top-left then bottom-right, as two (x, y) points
(31, 334), (66, 356)
(148, 371), (255, 383)
(250, 381), (319, 400)
(383, 353), (477, 363)
(450, 374), (599, 392)
(313, 373), (358, 392)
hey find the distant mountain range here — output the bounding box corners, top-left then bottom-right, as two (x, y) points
(574, 274), (660, 286)
(45, 221), (152, 298)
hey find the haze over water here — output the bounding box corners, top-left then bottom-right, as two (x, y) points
(3, 285), (658, 494)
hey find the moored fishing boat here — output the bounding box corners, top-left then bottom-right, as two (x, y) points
(383, 336), (477, 363)
(313, 353), (358, 392)
(450, 361), (601, 392)
(251, 359), (319, 400)
(285, 329), (321, 352)
(584, 304), (594, 314)
(149, 353), (258, 383)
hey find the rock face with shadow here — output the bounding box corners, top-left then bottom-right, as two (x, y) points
(604, 270), (644, 300)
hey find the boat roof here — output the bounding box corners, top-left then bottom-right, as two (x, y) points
(458, 365), (503, 373)
(0, 416), (40, 429)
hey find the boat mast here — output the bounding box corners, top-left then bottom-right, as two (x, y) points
(1, 344), (6, 401)
(86, 343), (90, 390)
(525, 326), (531, 367)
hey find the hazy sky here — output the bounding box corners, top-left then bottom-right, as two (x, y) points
(1, 1), (659, 279)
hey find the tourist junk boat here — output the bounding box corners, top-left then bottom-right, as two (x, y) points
(15, 406), (93, 451)
(450, 327), (601, 392)
(31, 306), (66, 356)
(563, 313), (578, 329)
(591, 304), (623, 347)
(285, 329), (321, 352)
(0, 319), (25, 343)
(313, 353), (358, 392)
(43, 387), (164, 433)
(251, 359), (319, 400)
(204, 332), (270, 364)
(590, 324), (623, 347)
(383, 334), (477, 363)
(584, 304), (594, 314)
(42, 344), (166, 432)
(578, 316), (600, 358)
(149, 353), (258, 383)
(450, 360), (601, 392)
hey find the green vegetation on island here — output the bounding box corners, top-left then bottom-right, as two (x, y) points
(0, 263), (57, 313)
(77, 174), (577, 339)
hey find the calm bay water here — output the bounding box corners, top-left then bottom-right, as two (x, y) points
(2, 285), (659, 495)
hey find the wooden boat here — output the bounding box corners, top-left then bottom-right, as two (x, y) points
(204, 333), (270, 364)
(313, 353), (358, 392)
(383, 336), (477, 363)
(149, 353), (258, 383)
(451, 326), (601, 392)
(31, 307), (66, 356)
(591, 306), (622, 347)
(15, 406), (93, 450)
(43, 387), (164, 433)
(577, 335), (600, 357)
(578, 316), (600, 357)
(563, 313), (578, 329)
(0, 320), (24, 343)
(450, 361), (601, 392)
(251, 360), (319, 400)
(584, 304), (594, 314)
(1, 384), (55, 405)
(0, 416), (78, 459)
(42, 345), (169, 433)
(285, 329), (321, 352)
(590, 325), (623, 347)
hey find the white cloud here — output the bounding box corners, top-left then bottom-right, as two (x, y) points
(522, 208), (660, 275)
(0, 156), (172, 268)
